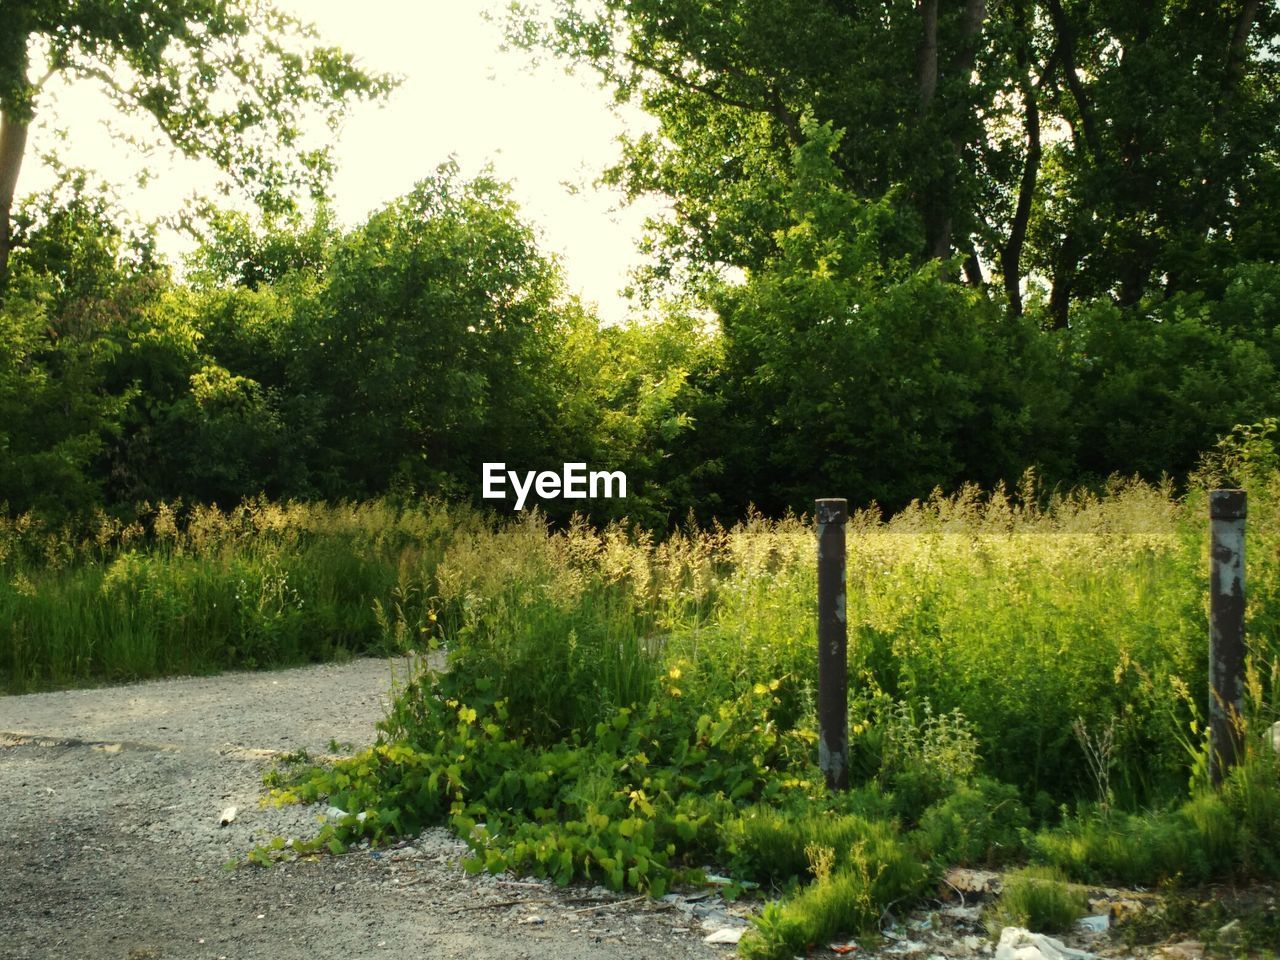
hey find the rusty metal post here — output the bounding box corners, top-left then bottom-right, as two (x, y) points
(816, 498), (849, 790)
(1209, 489), (1246, 787)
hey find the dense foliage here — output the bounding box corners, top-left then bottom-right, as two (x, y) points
(2, 159), (1278, 522)
(2, 0), (1276, 522)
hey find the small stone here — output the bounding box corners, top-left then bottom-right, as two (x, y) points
(946, 868), (1002, 896)
(1156, 942), (1204, 960)
(703, 928), (744, 945)
(1106, 899), (1147, 926)
(1216, 919), (1241, 945)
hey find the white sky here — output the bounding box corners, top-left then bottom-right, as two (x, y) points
(22, 0), (657, 324)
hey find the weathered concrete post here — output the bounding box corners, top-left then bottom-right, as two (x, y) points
(1209, 489), (1246, 787)
(816, 498), (849, 790)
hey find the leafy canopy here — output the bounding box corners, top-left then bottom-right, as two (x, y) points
(1, 0), (397, 212)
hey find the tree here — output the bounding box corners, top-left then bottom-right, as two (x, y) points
(515, 1), (1280, 320)
(513, 0), (1000, 291)
(289, 164), (569, 500)
(0, 0), (395, 288)
(0, 172), (155, 515)
(707, 123), (1066, 513)
(1024, 0), (1280, 325)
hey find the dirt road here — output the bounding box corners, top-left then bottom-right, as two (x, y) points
(0, 659), (721, 960)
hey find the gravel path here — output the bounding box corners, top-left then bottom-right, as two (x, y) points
(0, 658), (722, 960)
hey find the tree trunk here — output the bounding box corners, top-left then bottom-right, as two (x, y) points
(916, 0), (948, 265)
(0, 107), (29, 291)
(936, 0), (986, 265)
(1001, 104), (1039, 316)
(956, 0), (987, 79)
(918, 0), (986, 266)
(963, 241), (985, 288)
(917, 0), (939, 114)
(1223, 0), (1260, 103)
(1001, 2), (1043, 317)
(1049, 233), (1076, 330)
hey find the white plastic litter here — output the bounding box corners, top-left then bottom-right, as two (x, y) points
(995, 927), (1096, 960)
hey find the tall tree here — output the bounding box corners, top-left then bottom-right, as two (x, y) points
(515, 1), (1280, 321)
(513, 1), (1003, 289)
(1028, 0), (1280, 325)
(0, 0), (395, 288)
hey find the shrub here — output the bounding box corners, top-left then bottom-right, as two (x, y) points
(984, 866), (1088, 935)
(722, 796), (901, 888)
(913, 778), (1029, 867)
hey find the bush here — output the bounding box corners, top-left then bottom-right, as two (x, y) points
(913, 778), (1029, 867)
(984, 866), (1088, 935)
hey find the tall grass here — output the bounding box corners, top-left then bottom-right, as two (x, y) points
(5, 474), (1280, 817)
(0, 499), (478, 691)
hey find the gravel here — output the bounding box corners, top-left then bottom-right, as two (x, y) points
(0, 657), (719, 960)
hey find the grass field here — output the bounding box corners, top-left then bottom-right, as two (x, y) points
(6, 477), (1280, 956)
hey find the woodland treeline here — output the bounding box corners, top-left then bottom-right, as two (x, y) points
(2, 1), (1279, 525)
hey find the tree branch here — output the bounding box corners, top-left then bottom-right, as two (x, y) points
(1042, 0), (1103, 161)
(0, 108), (30, 288)
(633, 53), (803, 146)
(1217, 0), (1260, 119)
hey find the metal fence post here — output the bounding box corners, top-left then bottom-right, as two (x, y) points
(1209, 489), (1246, 787)
(816, 498), (849, 791)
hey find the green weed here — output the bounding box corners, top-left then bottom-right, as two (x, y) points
(984, 866), (1089, 935)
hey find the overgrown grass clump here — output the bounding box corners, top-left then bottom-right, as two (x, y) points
(984, 866), (1089, 935)
(1034, 756), (1280, 885)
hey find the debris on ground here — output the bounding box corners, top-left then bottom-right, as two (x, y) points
(702, 928), (743, 945)
(994, 927), (1096, 960)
